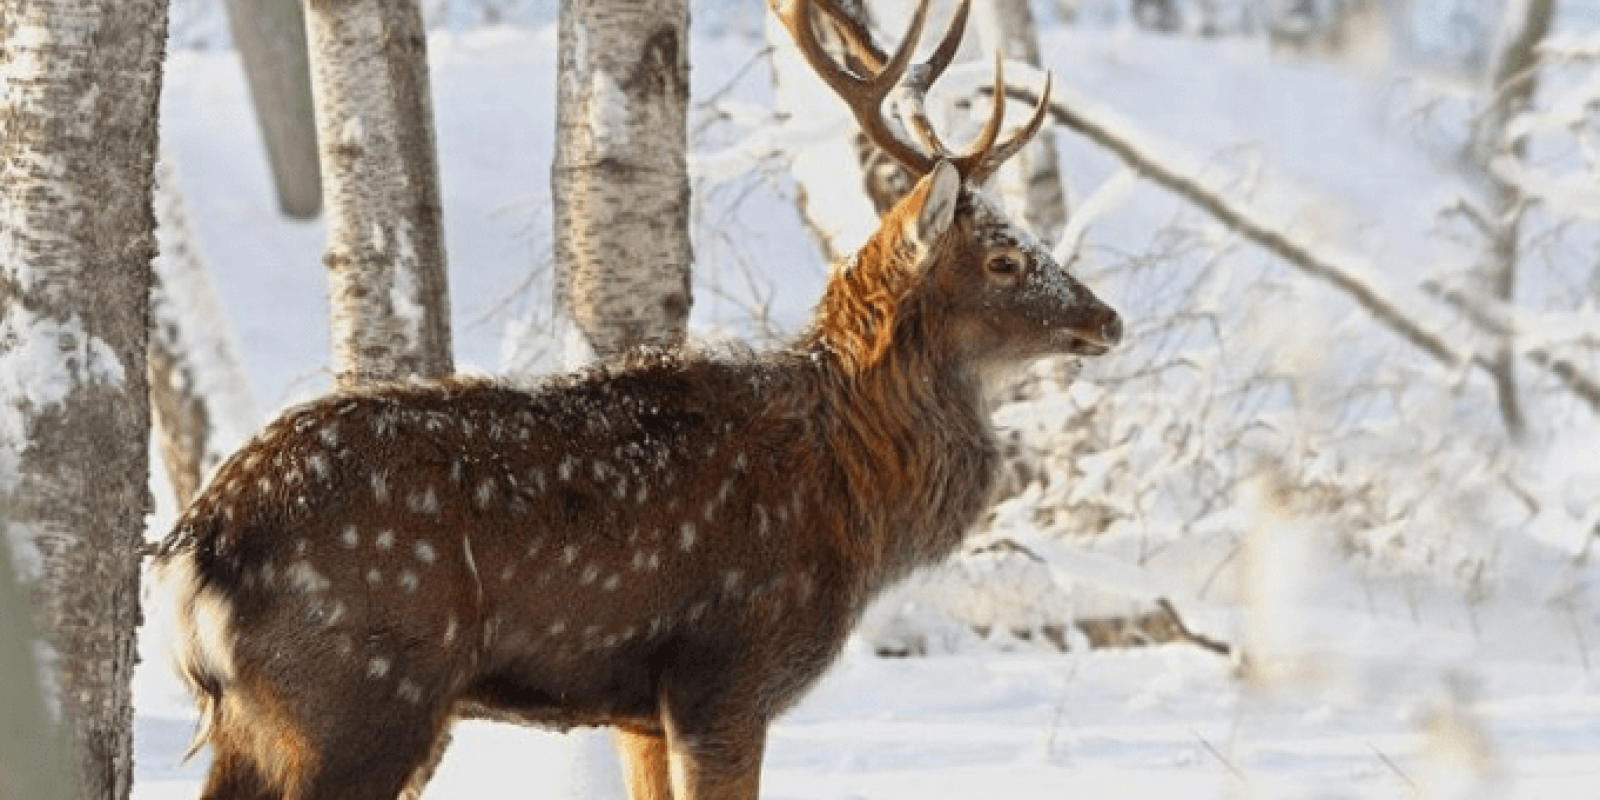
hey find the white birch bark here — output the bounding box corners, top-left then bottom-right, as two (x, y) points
(150, 156), (261, 505)
(554, 0), (693, 359)
(0, 2), (166, 797)
(223, 0), (321, 218)
(306, 0), (454, 388)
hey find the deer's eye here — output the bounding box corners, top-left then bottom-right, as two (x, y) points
(986, 253), (1022, 277)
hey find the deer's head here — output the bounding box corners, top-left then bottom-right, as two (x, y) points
(779, 0), (1122, 379)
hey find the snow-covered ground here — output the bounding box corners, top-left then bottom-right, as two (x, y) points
(137, 12), (1600, 799)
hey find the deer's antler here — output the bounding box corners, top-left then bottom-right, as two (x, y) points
(775, 0), (1054, 184)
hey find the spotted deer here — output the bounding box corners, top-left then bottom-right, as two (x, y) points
(151, 1), (1122, 797)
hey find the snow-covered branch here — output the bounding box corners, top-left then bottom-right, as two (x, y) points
(989, 67), (1600, 418)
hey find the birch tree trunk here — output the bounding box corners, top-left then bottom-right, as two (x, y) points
(306, 0), (454, 389)
(223, 0), (321, 218)
(150, 156), (261, 505)
(0, 2), (166, 797)
(554, 0), (693, 360)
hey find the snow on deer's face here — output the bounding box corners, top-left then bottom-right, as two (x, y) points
(918, 181), (1122, 376)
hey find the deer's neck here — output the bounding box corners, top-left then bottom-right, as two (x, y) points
(798, 302), (1001, 592)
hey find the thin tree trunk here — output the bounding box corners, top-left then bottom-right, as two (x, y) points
(554, 0), (693, 360)
(306, 0), (454, 388)
(972, 0), (1070, 241)
(150, 156), (261, 506)
(766, 0), (908, 262)
(223, 0), (322, 218)
(1473, 0), (1556, 438)
(0, 3), (166, 797)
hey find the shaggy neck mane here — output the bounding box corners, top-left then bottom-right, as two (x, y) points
(794, 223), (996, 583)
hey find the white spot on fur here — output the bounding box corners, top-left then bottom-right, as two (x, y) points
(679, 522), (696, 552)
(562, 545), (579, 565)
(722, 571), (742, 592)
(367, 657), (391, 679)
(500, 564), (516, 582)
(376, 530), (395, 550)
(397, 679), (423, 703)
(444, 617), (459, 647)
(580, 565), (599, 585)
(409, 487), (440, 516)
(548, 620), (567, 637)
(372, 471), (389, 503)
(754, 504), (769, 537)
(340, 525), (359, 548)
(476, 479), (495, 508)
(559, 455), (578, 482)
(325, 601), (346, 627)
(307, 452), (331, 481)
(374, 412), (398, 440)
(319, 424), (339, 447)
(257, 477), (273, 495)
(414, 541), (437, 564)
(602, 574), (621, 591)
(399, 570), (420, 593)
(287, 561), (330, 593)
(366, 568), (382, 586)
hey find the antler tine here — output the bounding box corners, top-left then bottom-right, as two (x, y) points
(872, 0), (928, 95)
(777, 0), (938, 176)
(897, 0), (971, 160)
(966, 71), (1054, 185)
(947, 51), (1008, 178)
(918, 0), (969, 90)
(809, 0), (887, 70)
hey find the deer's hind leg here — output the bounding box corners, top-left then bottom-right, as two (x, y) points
(201, 684), (454, 800)
(201, 622), (462, 800)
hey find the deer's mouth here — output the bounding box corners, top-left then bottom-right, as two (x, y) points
(1065, 337), (1112, 357)
(1059, 313), (1121, 357)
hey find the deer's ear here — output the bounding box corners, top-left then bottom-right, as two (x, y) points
(905, 160), (959, 259)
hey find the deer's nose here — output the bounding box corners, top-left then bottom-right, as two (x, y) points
(1097, 310), (1123, 348)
